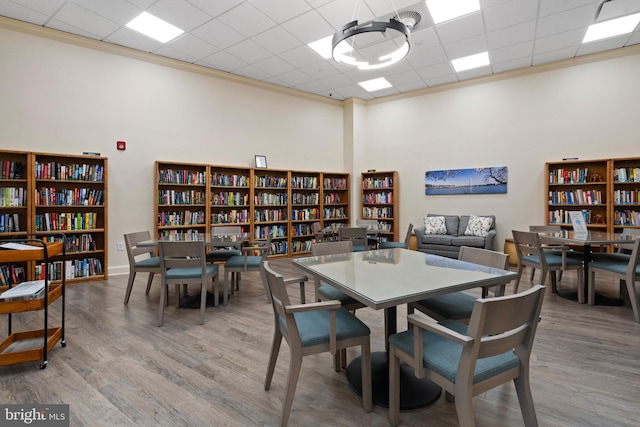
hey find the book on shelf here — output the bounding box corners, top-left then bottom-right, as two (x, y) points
(0, 279), (46, 301)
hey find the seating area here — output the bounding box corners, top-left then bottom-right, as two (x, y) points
(414, 215), (497, 258)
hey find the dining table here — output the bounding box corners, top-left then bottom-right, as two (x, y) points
(538, 230), (637, 304)
(139, 232), (249, 307)
(293, 248), (516, 409)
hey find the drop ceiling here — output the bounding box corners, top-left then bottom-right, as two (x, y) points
(1, 0), (639, 100)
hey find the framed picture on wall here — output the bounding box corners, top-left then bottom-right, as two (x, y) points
(255, 155), (267, 169)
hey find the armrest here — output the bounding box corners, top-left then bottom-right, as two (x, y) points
(484, 229), (497, 250)
(283, 275), (307, 284)
(285, 300), (341, 313)
(407, 313), (473, 346)
(414, 227), (426, 242)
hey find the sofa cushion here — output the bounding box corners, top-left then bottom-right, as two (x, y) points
(451, 236), (486, 247)
(424, 216), (447, 235)
(421, 234), (453, 245)
(464, 215), (493, 237)
(428, 214), (460, 236)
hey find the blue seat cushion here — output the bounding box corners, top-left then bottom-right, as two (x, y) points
(279, 307), (370, 347)
(521, 254), (582, 268)
(206, 249), (242, 262)
(379, 242), (407, 249)
(389, 320), (520, 384)
(413, 292), (476, 320)
(589, 253), (631, 263)
(590, 261), (640, 275)
(165, 264), (218, 279)
(318, 284), (360, 306)
(135, 256), (160, 268)
(224, 255), (262, 269)
(353, 245), (368, 252)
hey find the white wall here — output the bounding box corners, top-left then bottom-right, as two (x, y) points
(0, 24), (344, 273)
(361, 52), (640, 246)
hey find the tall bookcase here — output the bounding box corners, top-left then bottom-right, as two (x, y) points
(0, 150), (108, 284)
(155, 162), (350, 258)
(156, 161), (208, 238)
(545, 157), (640, 232)
(361, 171), (399, 243)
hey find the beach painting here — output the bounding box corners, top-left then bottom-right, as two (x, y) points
(425, 167), (508, 195)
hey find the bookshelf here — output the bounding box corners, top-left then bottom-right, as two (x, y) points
(321, 172), (350, 230)
(290, 170), (321, 255)
(209, 165), (252, 235)
(361, 171), (399, 243)
(545, 157), (640, 233)
(253, 168), (289, 256)
(156, 161), (208, 239)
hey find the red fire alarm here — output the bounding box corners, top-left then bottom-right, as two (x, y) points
(116, 141), (126, 151)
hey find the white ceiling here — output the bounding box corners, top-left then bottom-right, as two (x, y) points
(2, 0), (640, 100)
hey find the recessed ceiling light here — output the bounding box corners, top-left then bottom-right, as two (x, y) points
(308, 35), (352, 59)
(126, 11), (184, 43)
(582, 12), (640, 43)
(358, 77), (392, 92)
(451, 51), (490, 72)
(426, 0), (480, 25)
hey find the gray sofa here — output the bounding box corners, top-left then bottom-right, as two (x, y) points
(414, 214), (497, 258)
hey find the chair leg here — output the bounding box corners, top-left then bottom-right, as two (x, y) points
(623, 279), (640, 322)
(158, 281), (167, 327)
(213, 275), (219, 307)
(199, 282), (207, 325)
(389, 346), (401, 426)
(576, 268), (585, 304)
(588, 270), (597, 306)
(280, 353), (302, 427)
(124, 272), (136, 305)
(453, 386), (475, 427)
(145, 272), (154, 294)
(549, 271), (557, 294)
(530, 268), (535, 281)
(265, 328), (282, 390)
(514, 368), (539, 427)
(360, 340), (372, 413)
(514, 264), (525, 294)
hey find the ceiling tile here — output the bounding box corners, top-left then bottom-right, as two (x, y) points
(73, 0), (141, 25)
(435, 12), (485, 45)
(191, 19), (245, 50)
(252, 26), (302, 54)
(153, 44), (197, 63)
(248, 0), (312, 24)
(534, 29), (584, 55)
(423, 73), (458, 86)
(294, 80), (329, 94)
(577, 36), (628, 56)
(415, 61), (455, 80)
(252, 55), (295, 75)
(533, 46), (579, 66)
(274, 69), (314, 86)
(536, 4), (596, 38)
(364, 0), (422, 18)
(106, 26), (164, 51)
(298, 60), (340, 80)
(147, 0), (212, 32)
(539, 0), (598, 17)
(487, 20), (536, 50)
(47, 19), (101, 40)
(386, 69), (423, 85)
(483, 0), (538, 32)
(168, 33), (219, 59)
(4, 0), (66, 18)
(316, 0), (374, 29)
(233, 64), (272, 81)
(199, 50), (247, 72)
(318, 72), (355, 88)
(185, 0), (244, 18)
(279, 45), (325, 68)
(225, 39), (273, 64)
(280, 10), (335, 44)
(216, 2), (276, 38)
(53, 2), (120, 39)
(0, 2), (49, 25)
(443, 35), (488, 60)
(492, 56), (533, 73)
(490, 40), (534, 64)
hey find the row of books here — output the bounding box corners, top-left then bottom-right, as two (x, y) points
(363, 177), (393, 189)
(269, 241), (288, 255)
(0, 187), (26, 206)
(291, 193), (319, 205)
(291, 208), (320, 221)
(254, 193), (287, 205)
(36, 234), (97, 252)
(211, 192), (249, 206)
(0, 264), (25, 285)
(363, 192), (393, 204)
(254, 225), (287, 239)
(548, 168), (589, 184)
(290, 176), (318, 189)
(211, 210), (250, 224)
(324, 207), (347, 219)
(613, 210), (640, 226)
(158, 229), (202, 239)
(548, 209), (593, 225)
(35, 257), (103, 280)
(1, 161), (24, 179)
(362, 207), (394, 218)
(323, 177), (347, 189)
(0, 213), (21, 232)
(158, 169), (206, 185)
(254, 176), (287, 188)
(157, 210), (205, 227)
(254, 209), (288, 222)
(210, 173), (249, 187)
(158, 189), (206, 205)
(292, 223), (314, 236)
(35, 162), (104, 182)
(35, 212), (98, 231)
(614, 189), (640, 205)
(324, 193), (342, 204)
(613, 167), (640, 183)
(548, 190), (603, 205)
(291, 239), (314, 253)
(35, 187), (103, 206)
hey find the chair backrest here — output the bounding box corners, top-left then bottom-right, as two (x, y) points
(403, 223), (414, 246)
(462, 285), (545, 378)
(529, 225), (561, 233)
(617, 228), (640, 253)
(312, 222), (322, 234)
(623, 237), (640, 274)
(312, 240), (353, 256)
(458, 246), (509, 270)
(512, 230), (546, 267)
(211, 225), (242, 235)
(124, 231), (155, 267)
(338, 227), (367, 247)
(158, 240), (207, 273)
(262, 261), (298, 341)
(356, 219), (379, 230)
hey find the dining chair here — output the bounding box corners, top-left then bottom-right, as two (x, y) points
(590, 227), (640, 263)
(379, 223), (414, 249)
(528, 225), (577, 281)
(224, 233), (274, 302)
(356, 219), (380, 248)
(205, 225), (242, 263)
(407, 246), (510, 322)
(588, 237), (640, 322)
(262, 261), (372, 426)
(512, 230), (584, 302)
(389, 284), (546, 427)
(338, 227), (369, 252)
(157, 240), (220, 326)
(123, 231), (161, 305)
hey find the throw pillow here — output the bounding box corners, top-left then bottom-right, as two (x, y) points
(464, 215), (493, 237)
(424, 216), (447, 235)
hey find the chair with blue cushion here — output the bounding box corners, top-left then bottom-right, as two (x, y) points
(389, 284), (546, 427)
(338, 226), (369, 252)
(124, 231), (161, 305)
(379, 223), (413, 249)
(408, 246), (510, 322)
(262, 261), (372, 426)
(512, 230), (584, 302)
(224, 233), (272, 299)
(205, 225), (242, 263)
(588, 236), (640, 322)
(158, 240), (221, 326)
(589, 227), (640, 263)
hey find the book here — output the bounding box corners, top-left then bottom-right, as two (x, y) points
(0, 279), (46, 300)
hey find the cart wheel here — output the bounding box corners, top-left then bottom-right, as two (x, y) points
(40, 361), (48, 369)
(61, 340), (67, 347)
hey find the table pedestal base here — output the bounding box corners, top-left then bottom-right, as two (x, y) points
(555, 290), (623, 306)
(346, 351), (441, 409)
(179, 292), (223, 308)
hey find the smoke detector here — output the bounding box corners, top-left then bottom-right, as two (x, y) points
(394, 11), (422, 30)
